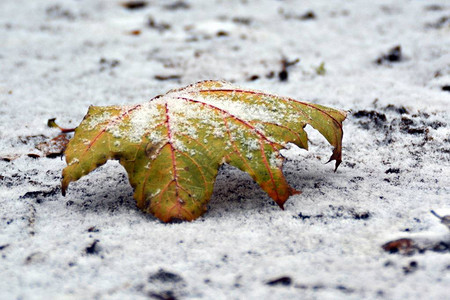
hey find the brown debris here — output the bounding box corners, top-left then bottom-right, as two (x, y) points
(121, 1), (148, 10)
(1, 154), (21, 162)
(279, 58), (300, 81)
(163, 1), (190, 10)
(36, 134), (70, 158)
(154, 75), (182, 81)
(148, 17), (171, 32)
(375, 45), (402, 65)
(129, 29), (142, 36)
(382, 238), (416, 254)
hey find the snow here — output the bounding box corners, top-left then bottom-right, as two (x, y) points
(1, 0), (450, 299)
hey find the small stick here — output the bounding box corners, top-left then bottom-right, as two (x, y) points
(430, 210), (442, 220)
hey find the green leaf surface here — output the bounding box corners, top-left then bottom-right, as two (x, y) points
(62, 81), (346, 222)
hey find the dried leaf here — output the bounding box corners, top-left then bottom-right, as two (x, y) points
(62, 81), (346, 222)
(1, 132), (70, 161)
(36, 134), (70, 158)
(382, 238), (416, 255)
(0, 154), (21, 162)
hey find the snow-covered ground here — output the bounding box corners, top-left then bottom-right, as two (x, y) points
(1, 0), (449, 299)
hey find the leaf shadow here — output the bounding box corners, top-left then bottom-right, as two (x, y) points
(206, 164), (281, 218)
(207, 158), (344, 219)
(63, 162), (137, 216)
(63, 160), (339, 221)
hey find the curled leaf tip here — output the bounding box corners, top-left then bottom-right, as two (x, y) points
(334, 160), (342, 172)
(61, 179), (68, 196)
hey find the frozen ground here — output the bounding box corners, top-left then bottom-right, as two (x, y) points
(1, 0), (450, 299)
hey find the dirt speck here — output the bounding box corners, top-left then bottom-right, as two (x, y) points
(266, 276), (292, 286)
(376, 45), (402, 64)
(121, 1), (148, 10)
(149, 269), (183, 283)
(85, 240), (100, 255)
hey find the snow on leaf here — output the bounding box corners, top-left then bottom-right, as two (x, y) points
(61, 81), (347, 222)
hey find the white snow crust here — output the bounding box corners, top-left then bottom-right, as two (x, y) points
(1, 0), (449, 299)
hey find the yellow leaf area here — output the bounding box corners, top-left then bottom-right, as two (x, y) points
(62, 81), (346, 222)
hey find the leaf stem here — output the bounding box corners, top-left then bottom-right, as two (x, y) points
(47, 118), (76, 133)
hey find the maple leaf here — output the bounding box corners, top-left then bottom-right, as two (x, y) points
(62, 81), (346, 222)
